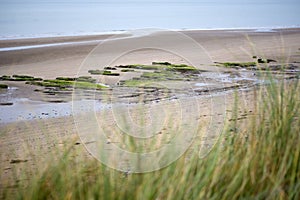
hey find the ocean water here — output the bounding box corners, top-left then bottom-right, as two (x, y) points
(0, 0), (299, 38)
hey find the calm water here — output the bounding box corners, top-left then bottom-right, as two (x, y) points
(0, 0), (299, 38)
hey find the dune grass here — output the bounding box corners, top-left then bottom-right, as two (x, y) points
(2, 77), (300, 199)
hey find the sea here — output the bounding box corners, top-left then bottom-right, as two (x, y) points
(0, 0), (300, 39)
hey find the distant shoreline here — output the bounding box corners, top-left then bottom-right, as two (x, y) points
(1, 27), (300, 52)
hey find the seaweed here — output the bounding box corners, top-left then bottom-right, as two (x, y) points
(88, 69), (120, 76)
(76, 76), (96, 83)
(117, 62), (199, 87)
(102, 71), (120, 76)
(116, 64), (161, 70)
(0, 84), (8, 89)
(216, 62), (256, 68)
(121, 69), (135, 72)
(0, 75), (11, 81)
(116, 63), (198, 73)
(56, 77), (77, 81)
(166, 64), (199, 73)
(104, 67), (117, 70)
(88, 69), (102, 75)
(26, 79), (107, 90)
(152, 61), (172, 65)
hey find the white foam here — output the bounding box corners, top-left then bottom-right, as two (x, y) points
(0, 30), (127, 40)
(0, 34), (137, 52)
(195, 83), (211, 87)
(0, 40), (103, 52)
(177, 25), (300, 32)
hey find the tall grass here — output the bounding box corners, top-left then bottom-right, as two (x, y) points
(3, 78), (300, 200)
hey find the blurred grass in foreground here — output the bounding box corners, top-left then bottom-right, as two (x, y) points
(3, 78), (300, 200)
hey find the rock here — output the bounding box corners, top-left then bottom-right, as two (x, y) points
(10, 159), (28, 164)
(257, 58), (266, 63)
(266, 59), (276, 63)
(257, 58), (277, 63)
(0, 102), (13, 106)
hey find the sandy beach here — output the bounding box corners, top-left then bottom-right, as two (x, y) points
(1, 28), (299, 78)
(0, 28), (300, 194)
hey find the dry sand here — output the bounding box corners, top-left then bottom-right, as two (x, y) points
(0, 28), (300, 193)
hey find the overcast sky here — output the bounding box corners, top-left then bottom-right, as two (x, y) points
(0, 0), (299, 3)
(0, 0), (299, 37)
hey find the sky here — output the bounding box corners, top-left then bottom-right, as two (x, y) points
(0, 0), (299, 37)
(0, 0), (299, 3)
